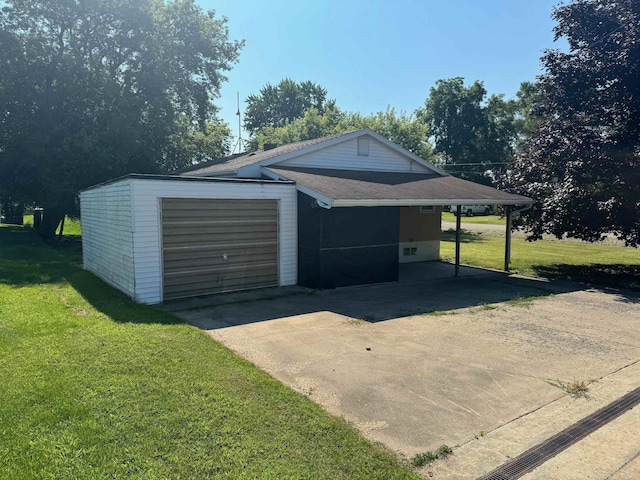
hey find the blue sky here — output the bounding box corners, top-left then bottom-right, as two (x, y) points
(197, 0), (566, 148)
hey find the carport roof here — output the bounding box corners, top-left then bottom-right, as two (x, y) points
(264, 166), (532, 207)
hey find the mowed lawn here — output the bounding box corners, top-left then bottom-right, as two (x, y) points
(441, 211), (505, 225)
(0, 225), (417, 480)
(440, 229), (640, 290)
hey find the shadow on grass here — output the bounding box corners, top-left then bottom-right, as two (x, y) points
(441, 228), (484, 243)
(0, 226), (180, 326)
(0, 226), (79, 285)
(532, 263), (640, 294)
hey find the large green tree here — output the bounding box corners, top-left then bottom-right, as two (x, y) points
(243, 78), (335, 135)
(0, 0), (241, 239)
(504, 0), (640, 246)
(512, 81), (540, 152)
(416, 78), (518, 183)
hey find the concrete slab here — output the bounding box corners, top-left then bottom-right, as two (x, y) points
(175, 265), (579, 328)
(170, 269), (640, 478)
(431, 358), (640, 479)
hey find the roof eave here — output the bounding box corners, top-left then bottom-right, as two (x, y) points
(331, 198), (533, 208)
(188, 169), (237, 177)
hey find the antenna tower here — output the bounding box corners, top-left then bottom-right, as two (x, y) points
(233, 92), (244, 154)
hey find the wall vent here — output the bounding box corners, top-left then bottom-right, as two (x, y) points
(357, 137), (369, 156)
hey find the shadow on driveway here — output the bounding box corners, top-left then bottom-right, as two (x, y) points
(165, 263), (584, 330)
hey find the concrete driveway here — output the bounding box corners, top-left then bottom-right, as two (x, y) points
(167, 264), (640, 479)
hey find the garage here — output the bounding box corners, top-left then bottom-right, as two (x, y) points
(161, 198), (279, 300)
(80, 174), (297, 304)
(81, 130), (532, 304)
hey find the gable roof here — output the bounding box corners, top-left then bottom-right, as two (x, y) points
(177, 128), (445, 177)
(176, 131), (355, 176)
(264, 166), (532, 207)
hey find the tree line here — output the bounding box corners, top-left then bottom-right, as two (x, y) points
(243, 77), (537, 186)
(1, 0), (638, 246)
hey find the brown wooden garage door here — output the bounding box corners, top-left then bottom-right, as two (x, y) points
(161, 198), (278, 301)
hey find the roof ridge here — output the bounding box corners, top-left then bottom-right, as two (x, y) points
(177, 129), (365, 176)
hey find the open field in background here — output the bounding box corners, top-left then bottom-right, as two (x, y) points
(0, 225), (417, 479)
(440, 229), (640, 291)
(441, 211), (505, 225)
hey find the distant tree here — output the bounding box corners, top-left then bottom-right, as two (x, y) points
(248, 106), (434, 161)
(503, 0), (640, 246)
(337, 109), (434, 161)
(0, 0), (242, 240)
(163, 117), (233, 172)
(512, 81), (540, 151)
(416, 78), (517, 183)
(243, 78), (336, 135)
(247, 105), (343, 151)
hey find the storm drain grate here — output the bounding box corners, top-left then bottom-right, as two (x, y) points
(477, 386), (640, 480)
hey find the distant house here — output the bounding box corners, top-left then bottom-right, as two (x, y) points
(80, 128), (531, 304)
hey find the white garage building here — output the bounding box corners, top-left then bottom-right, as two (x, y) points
(81, 129), (531, 304)
(80, 175), (297, 304)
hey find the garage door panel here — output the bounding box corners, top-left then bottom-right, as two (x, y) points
(162, 200), (276, 214)
(164, 213), (277, 221)
(164, 264), (277, 287)
(163, 219), (277, 230)
(164, 274), (278, 295)
(163, 231), (277, 247)
(165, 277), (280, 298)
(163, 243), (277, 264)
(163, 223), (278, 240)
(161, 198), (278, 301)
(164, 252), (278, 271)
(163, 200), (275, 218)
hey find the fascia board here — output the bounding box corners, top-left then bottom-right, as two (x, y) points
(331, 198), (533, 207)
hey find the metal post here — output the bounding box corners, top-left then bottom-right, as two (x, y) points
(455, 205), (461, 277)
(504, 206), (512, 272)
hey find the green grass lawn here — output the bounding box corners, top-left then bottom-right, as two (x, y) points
(441, 211), (505, 225)
(441, 229), (640, 290)
(0, 225), (417, 479)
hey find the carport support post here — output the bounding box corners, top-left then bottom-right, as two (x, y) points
(455, 205), (461, 277)
(504, 206), (513, 272)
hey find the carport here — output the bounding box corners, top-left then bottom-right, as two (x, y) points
(263, 166), (533, 281)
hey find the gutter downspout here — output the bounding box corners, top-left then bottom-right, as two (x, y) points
(504, 203), (533, 272)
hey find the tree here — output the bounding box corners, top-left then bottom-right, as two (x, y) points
(247, 106), (434, 161)
(243, 78), (335, 135)
(503, 0), (640, 246)
(163, 116), (233, 172)
(512, 81), (541, 151)
(247, 104), (343, 151)
(416, 78), (517, 183)
(336, 109), (434, 161)
(0, 0), (242, 240)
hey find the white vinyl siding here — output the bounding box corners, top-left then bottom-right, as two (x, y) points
(130, 179), (297, 304)
(80, 179), (135, 298)
(275, 136), (432, 173)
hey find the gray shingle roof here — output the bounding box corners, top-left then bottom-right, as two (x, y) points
(176, 132), (354, 176)
(266, 167), (532, 205)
